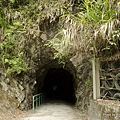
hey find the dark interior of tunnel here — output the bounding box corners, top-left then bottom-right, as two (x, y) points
(41, 68), (76, 104)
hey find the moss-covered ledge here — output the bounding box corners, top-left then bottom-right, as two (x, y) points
(88, 99), (120, 120)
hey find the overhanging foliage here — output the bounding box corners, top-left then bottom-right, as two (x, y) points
(48, 0), (120, 60)
(0, 0), (119, 76)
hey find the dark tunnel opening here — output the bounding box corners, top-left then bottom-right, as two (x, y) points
(42, 68), (76, 104)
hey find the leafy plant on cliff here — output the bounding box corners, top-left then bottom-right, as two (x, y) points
(0, 39), (28, 75)
(48, 0), (120, 61)
(0, 0), (119, 75)
(0, 0), (65, 75)
(0, 4), (28, 76)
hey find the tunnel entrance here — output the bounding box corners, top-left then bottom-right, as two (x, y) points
(41, 68), (76, 104)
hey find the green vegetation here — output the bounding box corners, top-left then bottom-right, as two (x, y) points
(0, 0), (119, 76)
(0, 39), (28, 75)
(0, 0), (29, 76)
(49, 0), (120, 60)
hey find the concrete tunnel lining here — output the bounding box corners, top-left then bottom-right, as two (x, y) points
(34, 61), (77, 104)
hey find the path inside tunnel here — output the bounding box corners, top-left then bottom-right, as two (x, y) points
(21, 100), (88, 120)
(21, 65), (88, 120)
(38, 68), (76, 104)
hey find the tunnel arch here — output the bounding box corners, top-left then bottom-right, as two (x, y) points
(34, 59), (77, 104)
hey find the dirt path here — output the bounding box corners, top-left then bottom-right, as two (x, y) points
(21, 100), (88, 120)
(0, 109), (30, 120)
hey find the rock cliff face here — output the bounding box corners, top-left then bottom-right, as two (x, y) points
(0, 28), (92, 112)
(17, 17), (93, 109)
(0, 71), (25, 111)
(0, 0), (92, 111)
(0, 33), (92, 111)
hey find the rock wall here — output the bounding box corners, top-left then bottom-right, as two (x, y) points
(22, 35), (93, 109)
(0, 0), (93, 110)
(0, 71), (25, 111)
(70, 54), (92, 109)
(0, 41), (92, 111)
(88, 99), (120, 120)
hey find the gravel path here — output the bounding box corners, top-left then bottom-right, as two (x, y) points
(21, 100), (88, 120)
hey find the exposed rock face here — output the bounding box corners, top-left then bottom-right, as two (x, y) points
(88, 99), (120, 120)
(0, 71), (25, 111)
(0, 42), (92, 112)
(0, 0), (92, 111)
(70, 54), (92, 109)
(0, 20), (92, 112)
(21, 8), (92, 108)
